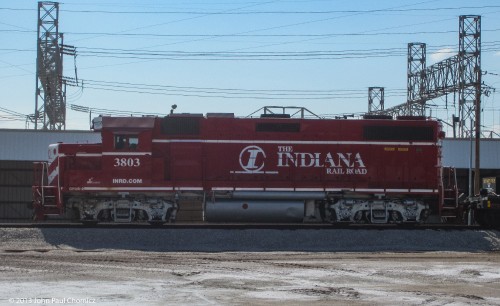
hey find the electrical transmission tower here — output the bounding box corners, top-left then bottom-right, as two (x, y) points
(34, 1), (76, 130)
(406, 43), (426, 116)
(368, 87), (385, 113)
(367, 15), (481, 139)
(458, 15), (481, 140)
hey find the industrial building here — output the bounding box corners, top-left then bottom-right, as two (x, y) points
(0, 129), (100, 220)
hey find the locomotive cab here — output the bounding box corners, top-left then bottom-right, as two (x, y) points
(33, 117), (175, 224)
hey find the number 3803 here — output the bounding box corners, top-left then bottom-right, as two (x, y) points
(114, 157), (140, 167)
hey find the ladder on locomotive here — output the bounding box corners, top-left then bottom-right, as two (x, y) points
(32, 162), (63, 220)
(440, 167), (461, 223)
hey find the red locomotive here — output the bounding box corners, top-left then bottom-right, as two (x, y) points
(33, 108), (460, 224)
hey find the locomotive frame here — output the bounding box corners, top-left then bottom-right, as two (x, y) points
(33, 110), (464, 225)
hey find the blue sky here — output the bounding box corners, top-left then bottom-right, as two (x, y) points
(0, 0), (499, 134)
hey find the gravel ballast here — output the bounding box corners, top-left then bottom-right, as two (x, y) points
(1, 227), (499, 252)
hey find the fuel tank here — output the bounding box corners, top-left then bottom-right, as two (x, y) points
(205, 200), (304, 223)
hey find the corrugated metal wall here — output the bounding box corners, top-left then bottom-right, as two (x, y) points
(0, 161), (33, 220)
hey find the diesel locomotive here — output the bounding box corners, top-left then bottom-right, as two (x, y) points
(33, 110), (467, 225)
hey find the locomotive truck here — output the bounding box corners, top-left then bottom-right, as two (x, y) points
(33, 110), (465, 225)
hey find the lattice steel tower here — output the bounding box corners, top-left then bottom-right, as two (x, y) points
(406, 43), (426, 116)
(458, 15), (481, 139)
(367, 15), (481, 138)
(368, 87), (385, 113)
(34, 1), (65, 130)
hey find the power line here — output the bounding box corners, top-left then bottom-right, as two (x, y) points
(0, 106), (28, 121)
(83, 85), (368, 100)
(79, 78), (407, 100)
(2, 27), (499, 38)
(0, 29), (457, 37)
(0, 41), (498, 69)
(3, 5), (500, 14)
(84, 78), (373, 93)
(70, 104), (167, 117)
(69, 41), (500, 61)
(0, 41), (497, 72)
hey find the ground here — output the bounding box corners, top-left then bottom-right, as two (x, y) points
(1, 228), (499, 305)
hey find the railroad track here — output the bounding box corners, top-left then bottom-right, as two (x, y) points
(0, 222), (485, 230)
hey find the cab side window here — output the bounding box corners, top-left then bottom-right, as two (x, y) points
(128, 137), (138, 150)
(114, 135), (138, 150)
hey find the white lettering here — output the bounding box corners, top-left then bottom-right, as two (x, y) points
(299, 153), (315, 167)
(337, 153), (352, 167)
(353, 152), (366, 168)
(114, 158), (140, 167)
(277, 152), (297, 167)
(355, 168), (368, 174)
(327, 168), (345, 175)
(276, 150), (367, 176)
(278, 146), (293, 152)
(314, 153), (323, 167)
(324, 152), (337, 167)
(112, 178), (143, 184)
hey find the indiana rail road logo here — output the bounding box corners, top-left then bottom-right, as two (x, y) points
(231, 145), (278, 174)
(230, 145), (367, 175)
